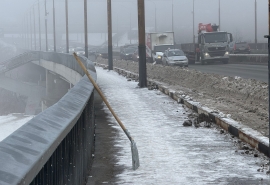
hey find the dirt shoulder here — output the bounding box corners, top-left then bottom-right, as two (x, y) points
(96, 57), (269, 137)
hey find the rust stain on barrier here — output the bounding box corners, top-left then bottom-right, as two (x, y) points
(164, 88), (169, 95)
(171, 93), (179, 101)
(184, 100), (193, 110)
(215, 118), (229, 131)
(239, 131), (259, 149)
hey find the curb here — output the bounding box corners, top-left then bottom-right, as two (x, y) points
(95, 63), (269, 158)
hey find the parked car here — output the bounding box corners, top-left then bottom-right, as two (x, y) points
(132, 49), (139, 62)
(120, 47), (137, 60)
(162, 49), (188, 67)
(231, 42), (251, 54)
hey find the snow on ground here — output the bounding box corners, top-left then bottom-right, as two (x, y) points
(96, 58), (270, 138)
(0, 114), (34, 142)
(95, 67), (270, 184)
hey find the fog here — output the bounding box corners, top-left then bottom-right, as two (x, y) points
(0, 0), (268, 46)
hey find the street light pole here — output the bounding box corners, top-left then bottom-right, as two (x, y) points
(84, 0), (88, 57)
(38, 0), (41, 51)
(53, 0), (56, 52)
(193, 0), (195, 44)
(155, 4), (157, 32)
(265, 0), (270, 167)
(26, 15), (29, 49)
(65, 0), (69, 53)
(138, 0), (147, 88)
(107, 0), (113, 70)
(255, 0), (257, 48)
(33, 7), (37, 50)
(45, 0), (48, 51)
(130, 12), (132, 44)
(30, 12), (33, 50)
(219, 0), (220, 30)
(172, 0), (174, 32)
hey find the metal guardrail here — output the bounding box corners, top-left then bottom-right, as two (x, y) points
(0, 51), (96, 185)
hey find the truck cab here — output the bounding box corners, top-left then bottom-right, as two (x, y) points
(196, 23), (233, 64)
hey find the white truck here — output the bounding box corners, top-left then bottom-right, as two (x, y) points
(146, 32), (175, 63)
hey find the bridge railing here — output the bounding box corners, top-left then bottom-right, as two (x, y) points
(0, 51), (96, 185)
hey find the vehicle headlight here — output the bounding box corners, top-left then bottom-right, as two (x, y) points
(126, 54), (129, 55)
(157, 55), (162, 59)
(225, 51), (229, 55)
(204, 53), (209, 56)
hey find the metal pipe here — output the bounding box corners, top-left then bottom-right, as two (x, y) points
(66, 0), (69, 53)
(45, 0), (48, 51)
(38, 0), (41, 51)
(53, 0), (56, 52)
(107, 0), (113, 70)
(84, 0), (88, 57)
(137, 0), (147, 88)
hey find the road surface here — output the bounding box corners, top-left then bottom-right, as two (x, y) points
(189, 64), (267, 82)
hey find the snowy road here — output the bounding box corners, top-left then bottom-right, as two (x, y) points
(89, 67), (270, 185)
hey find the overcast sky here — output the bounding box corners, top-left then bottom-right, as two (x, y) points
(0, 0), (268, 43)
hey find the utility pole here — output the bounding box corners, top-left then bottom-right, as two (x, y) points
(172, 0), (174, 32)
(255, 0), (257, 48)
(219, 0), (220, 30)
(45, 0), (48, 51)
(117, 14), (119, 47)
(30, 12), (33, 50)
(53, 0), (56, 52)
(33, 7), (36, 50)
(26, 15), (29, 49)
(38, 0), (41, 51)
(66, 0), (69, 53)
(155, 4), (157, 32)
(193, 0), (195, 44)
(107, 0), (113, 70)
(264, 0), (270, 167)
(138, 0), (147, 88)
(84, 0), (88, 57)
(130, 13), (132, 44)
